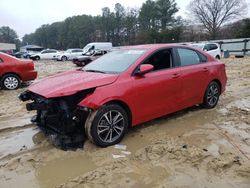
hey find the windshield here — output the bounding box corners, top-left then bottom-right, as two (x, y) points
(82, 49), (146, 74)
(83, 44), (92, 53)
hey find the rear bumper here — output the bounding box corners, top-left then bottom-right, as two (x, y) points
(22, 70), (37, 81)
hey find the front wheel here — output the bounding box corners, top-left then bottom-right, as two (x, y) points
(61, 56), (67, 61)
(85, 104), (128, 147)
(202, 81), (221, 108)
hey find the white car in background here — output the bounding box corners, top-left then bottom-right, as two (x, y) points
(30, 49), (60, 60)
(189, 43), (221, 59)
(55, 48), (84, 61)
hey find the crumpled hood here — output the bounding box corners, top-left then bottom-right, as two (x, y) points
(28, 70), (118, 98)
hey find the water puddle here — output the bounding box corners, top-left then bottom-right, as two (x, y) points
(0, 127), (41, 158)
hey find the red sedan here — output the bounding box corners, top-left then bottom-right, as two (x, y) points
(20, 44), (227, 147)
(0, 52), (37, 90)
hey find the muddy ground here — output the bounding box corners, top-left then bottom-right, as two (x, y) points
(0, 58), (250, 188)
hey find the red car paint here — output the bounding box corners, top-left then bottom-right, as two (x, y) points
(27, 44), (227, 127)
(0, 52), (37, 82)
(29, 70), (118, 98)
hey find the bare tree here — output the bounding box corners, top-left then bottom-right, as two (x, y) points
(189, 0), (247, 39)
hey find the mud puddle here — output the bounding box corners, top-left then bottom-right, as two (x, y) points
(0, 127), (41, 159)
(0, 115), (33, 130)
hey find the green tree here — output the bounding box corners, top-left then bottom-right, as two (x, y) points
(114, 3), (125, 45)
(0, 26), (18, 43)
(236, 19), (250, 38)
(0, 26), (21, 50)
(139, 0), (159, 30)
(156, 0), (178, 29)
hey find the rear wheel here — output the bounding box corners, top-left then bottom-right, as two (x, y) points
(85, 104), (128, 147)
(202, 81), (220, 108)
(35, 56), (40, 60)
(1, 74), (21, 90)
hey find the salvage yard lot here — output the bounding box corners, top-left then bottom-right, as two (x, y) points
(0, 58), (250, 188)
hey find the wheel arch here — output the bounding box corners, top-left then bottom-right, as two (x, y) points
(104, 100), (132, 128)
(211, 79), (222, 94)
(201, 79), (222, 103)
(1, 72), (22, 81)
(62, 55), (68, 60)
(215, 55), (221, 59)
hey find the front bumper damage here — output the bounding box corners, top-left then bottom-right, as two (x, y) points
(19, 91), (91, 150)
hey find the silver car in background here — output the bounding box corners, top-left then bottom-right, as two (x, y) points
(55, 48), (84, 61)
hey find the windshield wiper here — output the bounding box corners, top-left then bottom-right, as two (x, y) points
(84, 69), (106, 74)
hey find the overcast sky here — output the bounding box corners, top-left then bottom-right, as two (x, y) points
(0, 0), (249, 39)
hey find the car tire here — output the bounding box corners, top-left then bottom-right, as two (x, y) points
(202, 81), (220, 109)
(35, 56), (40, 60)
(1, 74), (21, 90)
(85, 104), (128, 147)
(61, 56), (67, 61)
(216, 55), (220, 59)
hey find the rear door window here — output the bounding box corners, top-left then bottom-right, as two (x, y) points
(177, 48), (201, 66)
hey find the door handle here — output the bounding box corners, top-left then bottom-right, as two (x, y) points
(203, 67), (208, 72)
(172, 73), (180, 78)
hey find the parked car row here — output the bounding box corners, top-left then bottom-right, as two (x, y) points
(21, 42), (113, 62)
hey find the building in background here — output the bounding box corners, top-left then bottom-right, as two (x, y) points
(20, 45), (44, 52)
(0, 43), (16, 55)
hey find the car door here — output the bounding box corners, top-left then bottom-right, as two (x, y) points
(40, 50), (48, 59)
(176, 47), (210, 108)
(131, 48), (182, 124)
(76, 50), (83, 56)
(49, 50), (58, 59)
(71, 50), (81, 59)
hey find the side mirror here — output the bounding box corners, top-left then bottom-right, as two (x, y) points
(136, 64), (154, 75)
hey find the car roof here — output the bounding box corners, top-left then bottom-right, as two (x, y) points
(117, 44), (192, 50)
(190, 42), (218, 45)
(67, 48), (82, 50)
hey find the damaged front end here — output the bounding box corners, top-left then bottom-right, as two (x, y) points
(19, 89), (94, 150)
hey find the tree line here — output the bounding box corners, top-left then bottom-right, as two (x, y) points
(22, 0), (182, 49)
(0, 0), (249, 50)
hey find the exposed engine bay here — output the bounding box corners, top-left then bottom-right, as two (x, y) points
(19, 89), (94, 150)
